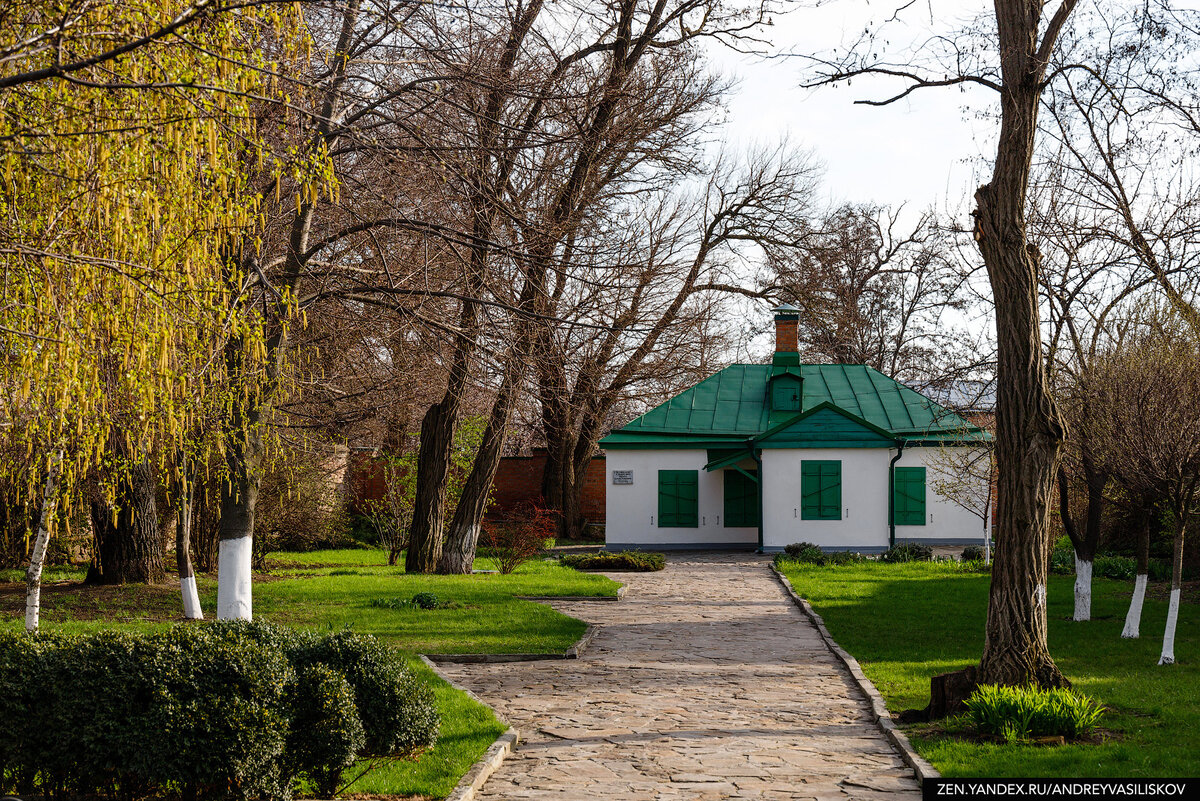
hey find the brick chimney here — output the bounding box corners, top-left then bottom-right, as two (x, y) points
(773, 303), (800, 356)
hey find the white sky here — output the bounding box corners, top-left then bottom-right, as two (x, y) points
(707, 1), (999, 215)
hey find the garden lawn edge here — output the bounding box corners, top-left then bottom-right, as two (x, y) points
(770, 564), (940, 782)
(424, 624), (600, 664)
(420, 655), (520, 801)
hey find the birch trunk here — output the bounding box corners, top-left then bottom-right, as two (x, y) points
(178, 463), (202, 620)
(24, 451), (62, 633)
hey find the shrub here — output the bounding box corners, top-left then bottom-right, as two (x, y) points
(288, 630), (439, 756)
(0, 623), (440, 800)
(784, 542), (826, 563)
(1050, 543), (1076, 575)
(965, 684), (1105, 743)
(1094, 555), (1137, 581)
(560, 551), (666, 571)
(288, 665), (365, 798)
(411, 591), (440, 609)
(480, 502), (557, 574)
(960, 545), (985, 561)
(881, 542), (933, 563)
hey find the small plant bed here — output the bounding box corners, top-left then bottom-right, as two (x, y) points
(776, 542), (867, 567)
(560, 551), (666, 571)
(776, 559), (1200, 777)
(963, 684), (1105, 744)
(369, 592), (465, 611)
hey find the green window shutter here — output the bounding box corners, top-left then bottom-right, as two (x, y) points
(894, 466), (926, 526)
(658, 470), (698, 527)
(801, 460), (841, 520)
(724, 470), (759, 527)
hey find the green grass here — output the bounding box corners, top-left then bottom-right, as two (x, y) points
(776, 559), (1200, 778)
(2, 547), (618, 797)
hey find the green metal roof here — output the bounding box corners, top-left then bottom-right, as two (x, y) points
(600, 363), (989, 448)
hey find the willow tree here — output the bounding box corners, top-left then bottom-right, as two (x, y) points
(0, 0), (307, 628)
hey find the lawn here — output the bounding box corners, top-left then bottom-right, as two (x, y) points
(0, 547), (619, 798)
(776, 559), (1199, 778)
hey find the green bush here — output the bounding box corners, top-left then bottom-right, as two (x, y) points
(960, 545), (985, 561)
(1050, 543), (1076, 575)
(288, 665), (365, 798)
(783, 542), (825, 563)
(775, 544), (866, 567)
(965, 684), (1105, 743)
(288, 630), (439, 756)
(881, 542), (933, 563)
(1094, 555), (1137, 581)
(0, 623), (439, 800)
(560, 551), (666, 571)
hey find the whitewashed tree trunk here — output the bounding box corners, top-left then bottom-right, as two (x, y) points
(178, 466), (203, 620)
(1073, 556), (1092, 621)
(1159, 516), (1185, 665)
(24, 451), (62, 634)
(1159, 588), (1181, 665)
(216, 536), (253, 620)
(1121, 574), (1148, 638)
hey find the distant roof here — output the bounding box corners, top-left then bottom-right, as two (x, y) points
(600, 363), (989, 448)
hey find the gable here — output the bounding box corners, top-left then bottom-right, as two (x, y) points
(756, 405), (896, 449)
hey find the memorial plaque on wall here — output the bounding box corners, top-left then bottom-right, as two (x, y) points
(612, 470), (633, 485)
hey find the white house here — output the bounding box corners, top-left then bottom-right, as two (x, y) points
(598, 306), (992, 553)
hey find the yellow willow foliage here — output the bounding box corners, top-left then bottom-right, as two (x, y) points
(0, 1), (329, 507)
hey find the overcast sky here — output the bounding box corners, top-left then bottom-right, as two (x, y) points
(708, 1), (998, 216)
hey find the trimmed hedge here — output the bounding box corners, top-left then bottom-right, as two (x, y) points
(560, 551), (666, 571)
(0, 622), (438, 800)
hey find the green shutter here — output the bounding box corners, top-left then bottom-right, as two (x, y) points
(724, 469), (759, 527)
(801, 460), (841, 520)
(658, 470), (698, 527)
(894, 466), (926, 526)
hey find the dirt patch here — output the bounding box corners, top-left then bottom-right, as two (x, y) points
(1145, 580), (1200, 605)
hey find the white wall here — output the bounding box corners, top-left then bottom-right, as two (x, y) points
(604, 445), (990, 552)
(761, 448), (889, 551)
(604, 450), (759, 549)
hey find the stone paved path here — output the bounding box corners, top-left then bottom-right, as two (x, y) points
(436, 554), (921, 800)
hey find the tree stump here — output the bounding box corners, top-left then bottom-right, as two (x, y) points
(928, 666), (978, 719)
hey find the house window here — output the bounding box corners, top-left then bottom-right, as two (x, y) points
(723, 469), (759, 527)
(801, 460), (841, 520)
(658, 470), (698, 527)
(894, 466), (927, 526)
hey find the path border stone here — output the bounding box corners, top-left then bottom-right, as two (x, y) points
(420, 655), (520, 801)
(770, 564), (940, 783)
(424, 624), (600, 664)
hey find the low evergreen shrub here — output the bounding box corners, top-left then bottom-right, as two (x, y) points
(880, 542), (933, 563)
(560, 551), (666, 571)
(0, 622), (439, 800)
(783, 542), (825, 563)
(965, 684), (1105, 743)
(288, 665), (365, 798)
(960, 545), (985, 561)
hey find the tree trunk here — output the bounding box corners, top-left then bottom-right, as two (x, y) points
(438, 369), (521, 574)
(407, 395), (458, 573)
(89, 457), (166, 585)
(178, 461), (202, 620)
(1159, 513), (1185, 665)
(974, 1), (1072, 688)
(1059, 462), (1104, 621)
(217, 395), (263, 620)
(1121, 516), (1151, 639)
(24, 451), (61, 633)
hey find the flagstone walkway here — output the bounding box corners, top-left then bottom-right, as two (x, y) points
(436, 553), (921, 800)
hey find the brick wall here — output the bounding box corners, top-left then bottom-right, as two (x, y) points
(347, 450), (607, 522)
